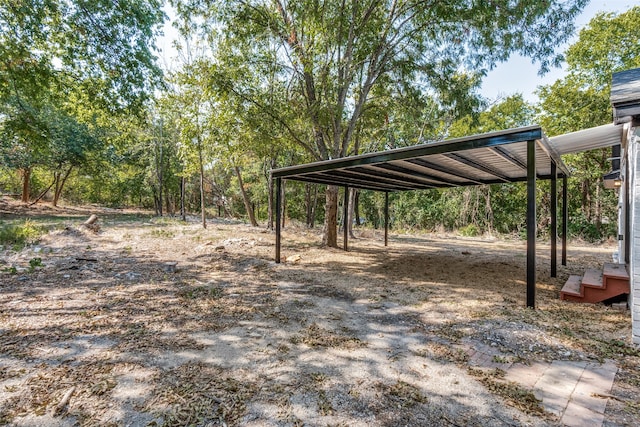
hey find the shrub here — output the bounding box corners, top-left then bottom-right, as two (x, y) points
(459, 223), (481, 237)
(0, 220), (46, 249)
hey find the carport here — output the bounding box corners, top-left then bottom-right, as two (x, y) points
(271, 125), (571, 309)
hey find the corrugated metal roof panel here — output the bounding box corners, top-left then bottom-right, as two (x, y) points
(548, 124), (622, 155)
(272, 126), (570, 192)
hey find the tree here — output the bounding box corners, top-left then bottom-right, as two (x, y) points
(0, 0), (165, 202)
(209, 107), (261, 227)
(378, 95), (535, 235)
(538, 7), (640, 239)
(41, 106), (101, 207)
(174, 0), (588, 247)
(167, 56), (216, 229)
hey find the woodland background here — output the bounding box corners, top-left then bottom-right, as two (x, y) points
(2, 2), (640, 242)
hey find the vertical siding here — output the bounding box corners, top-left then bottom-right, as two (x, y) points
(631, 127), (640, 345)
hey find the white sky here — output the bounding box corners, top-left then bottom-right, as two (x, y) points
(158, 1), (634, 103)
(481, 1), (633, 102)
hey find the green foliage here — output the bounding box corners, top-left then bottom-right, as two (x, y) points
(0, 0), (166, 113)
(2, 266), (17, 275)
(566, 7), (640, 90)
(538, 7), (639, 241)
(1, 0), (166, 204)
(172, 0), (587, 243)
(179, 0), (586, 159)
(459, 224), (481, 237)
(28, 257), (43, 272)
(2, 1), (630, 246)
(149, 229), (176, 239)
(0, 220), (46, 249)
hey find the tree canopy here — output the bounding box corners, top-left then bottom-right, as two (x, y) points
(1, 0), (166, 202)
(2, 1), (638, 244)
(171, 0), (588, 245)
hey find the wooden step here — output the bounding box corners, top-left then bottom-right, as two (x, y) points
(561, 264), (630, 305)
(560, 275), (582, 299)
(603, 263), (629, 280)
(581, 268), (604, 289)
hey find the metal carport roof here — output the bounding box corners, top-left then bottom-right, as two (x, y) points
(272, 125), (570, 190)
(271, 125), (571, 310)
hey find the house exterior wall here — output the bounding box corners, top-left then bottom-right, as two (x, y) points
(628, 125), (640, 345)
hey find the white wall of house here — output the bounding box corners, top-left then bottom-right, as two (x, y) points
(627, 125), (640, 345)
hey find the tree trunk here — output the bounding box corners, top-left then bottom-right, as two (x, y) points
(582, 179), (591, 222)
(52, 166), (73, 207)
(198, 141), (207, 229)
(20, 168), (31, 202)
(30, 178), (55, 206)
(595, 181), (602, 232)
(322, 185), (339, 247)
(166, 193), (173, 216)
(310, 185), (318, 228)
(156, 178), (163, 216)
(348, 187), (357, 238)
(234, 165), (259, 227)
(180, 175), (186, 221)
(305, 183), (313, 227)
(153, 192), (161, 216)
(156, 130), (164, 217)
(266, 158), (275, 230)
(484, 185), (494, 234)
(282, 181), (286, 228)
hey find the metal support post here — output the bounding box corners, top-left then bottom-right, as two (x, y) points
(551, 162), (557, 278)
(526, 139), (536, 308)
(343, 186), (349, 251)
(562, 175), (567, 266)
(384, 192), (389, 247)
(275, 177), (282, 263)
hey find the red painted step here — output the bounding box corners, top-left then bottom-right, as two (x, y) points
(560, 275), (582, 299)
(581, 268), (604, 289)
(560, 263), (630, 304)
(603, 263), (630, 280)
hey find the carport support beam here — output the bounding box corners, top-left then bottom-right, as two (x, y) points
(384, 192), (389, 247)
(343, 186), (349, 251)
(562, 175), (567, 266)
(275, 177), (282, 263)
(526, 139), (536, 308)
(551, 162), (557, 278)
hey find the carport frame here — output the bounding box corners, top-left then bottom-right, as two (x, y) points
(271, 126), (570, 309)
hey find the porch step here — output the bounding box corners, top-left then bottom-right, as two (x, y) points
(560, 275), (582, 297)
(581, 269), (604, 289)
(560, 263), (630, 304)
(603, 262), (630, 280)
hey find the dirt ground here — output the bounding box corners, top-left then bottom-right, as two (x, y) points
(1, 198), (639, 426)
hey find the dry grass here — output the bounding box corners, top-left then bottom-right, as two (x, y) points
(289, 323), (366, 349)
(0, 200), (638, 425)
(468, 367), (547, 417)
(145, 362), (257, 426)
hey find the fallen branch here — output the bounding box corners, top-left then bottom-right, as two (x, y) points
(29, 180), (55, 206)
(83, 214), (98, 226)
(82, 215), (100, 232)
(51, 386), (75, 416)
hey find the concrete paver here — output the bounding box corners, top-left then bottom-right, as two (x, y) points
(533, 361), (587, 417)
(505, 362), (549, 389)
(560, 360), (617, 427)
(464, 342), (618, 426)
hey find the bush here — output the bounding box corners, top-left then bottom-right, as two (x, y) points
(0, 220), (46, 249)
(459, 223), (481, 237)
